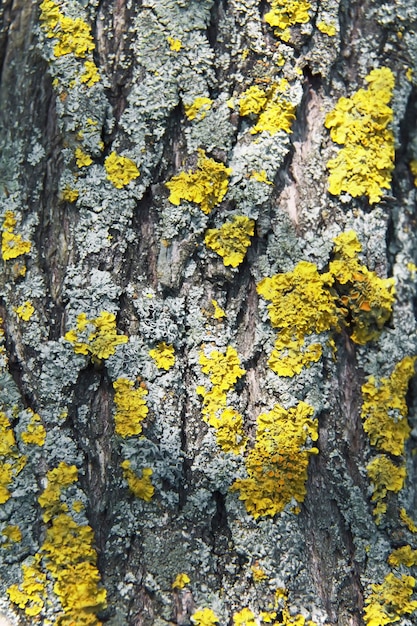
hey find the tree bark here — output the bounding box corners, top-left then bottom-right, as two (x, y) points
(1, 1), (417, 625)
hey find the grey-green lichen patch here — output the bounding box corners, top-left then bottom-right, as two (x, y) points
(185, 100), (236, 154)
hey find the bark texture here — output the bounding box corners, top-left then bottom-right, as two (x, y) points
(1, 1), (417, 625)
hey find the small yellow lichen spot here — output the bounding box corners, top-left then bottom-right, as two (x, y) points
(65, 311), (128, 362)
(317, 20), (337, 36)
(211, 299), (226, 319)
(325, 67), (395, 204)
(191, 608), (219, 626)
(260, 611), (277, 623)
(121, 461), (154, 501)
(231, 401), (317, 518)
(104, 151), (140, 188)
(113, 378), (148, 437)
(406, 67), (413, 82)
(251, 563), (268, 582)
(149, 341), (175, 370)
(265, 0), (311, 41)
(363, 573), (417, 626)
(21, 411), (46, 446)
(72, 500), (84, 513)
(0, 463), (13, 504)
(233, 607), (257, 626)
(410, 160), (417, 186)
(239, 85), (268, 116)
(400, 508), (417, 533)
(80, 60), (100, 87)
(184, 97), (213, 121)
(388, 545), (417, 568)
(2, 524), (22, 544)
(167, 36), (182, 51)
(172, 573), (191, 589)
(1, 211), (31, 261)
(199, 346), (246, 392)
(166, 149), (232, 214)
(7, 557), (47, 617)
(204, 215), (255, 268)
(75, 147), (93, 168)
(250, 94), (296, 135)
(251, 170), (273, 185)
(61, 186), (79, 202)
(366, 455), (406, 523)
(14, 301), (34, 321)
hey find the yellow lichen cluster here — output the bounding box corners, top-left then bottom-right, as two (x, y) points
(20, 409), (46, 446)
(14, 301), (35, 321)
(172, 572), (191, 589)
(149, 341), (176, 370)
(167, 36), (182, 51)
(113, 378), (148, 437)
(197, 346), (247, 454)
(388, 545), (417, 568)
(166, 149), (232, 214)
(184, 97), (213, 121)
(191, 607), (219, 626)
(104, 152), (140, 188)
(9, 462), (107, 623)
(317, 21), (337, 36)
(257, 231), (395, 377)
(80, 60), (101, 87)
(0, 411), (26, 504)
(231, 401), (318, 518)
(1, 524), (22, 546)
(325, 67), (395, 204)
(264, 0), (311, 41)
(120, 461), (154, 501)
(211, 299), (226, 319)
(238, 84), (296, 135)
(1, 211), (31, 261)
(400, 508), (417, 533)
(361, 356), (415, 521)
(204, 216), (255, 267)
(64, 311), (128, 363)
(75, 147), (93, 168)
(363, 573), (417, 626)
(233, 607), (257, 625)
(39, 0), (95, 58)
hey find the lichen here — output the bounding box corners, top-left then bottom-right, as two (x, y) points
(120, 461), (154, 501)
(113, 378), (149, 438)
(64, 311), (128, 363)
(39, 0), (95, 58)
(7, 556), (47, 617)
(233, 607), (257, 625)
(104, 152), (140, 188)
(325, 67), (395, 204)
(172, 572), (190, 589)
(149, 341), (176, 370)
(363, 573), (417, 626)
(184, 97), (213, 121)
(231, 401), (318, 518)
(388, 545), (417, 568)
(264, 0), (312, 41)
(191, 607), (219, 626)
(366, 455), (406, 522)
(80, 61), (101, 87)
(166, 149), (232, 214)
(1, 211), (31, 261)
(204, 215), (255, 267)
(13, 301), (35, 321)
(20, 410), (46, 446)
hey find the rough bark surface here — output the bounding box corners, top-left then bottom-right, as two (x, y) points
(1, 1), (417, 626)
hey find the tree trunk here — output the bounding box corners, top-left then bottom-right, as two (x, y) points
(1, 1), (417, 625)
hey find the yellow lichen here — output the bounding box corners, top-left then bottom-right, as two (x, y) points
(410, 160), (417, 186)
(400, 508), (417, 533)
(7, 556), (47, 617)
(264, 0), (311, 41)
(167, 36), (182, 51)
(104, 152), (140, 188)
(14, 301), (34, 321)
(204, 215), (255, 268)
(361, 356), (416, 456)
(251, 95), (296, 135)
(239, 86), (268, 116)
(20, 410), (46, 446)
(0, 463), (13, 504)
(363, 573), (417, 626)
(366, 455), (406, 522)
(257, 231), (395, 377)
(166, 149), (232, 214)
(251, 563), (268, 582)
(211, 299), (226, 319)
(233, 607), (257, 626)
(191, 608), (219, 626)
(80, 60), (100, 87)
(149, 341), (175, 370)
(231, 401), (318, 518)
(75, 147), (93, 168)
(64, 311), (128, 363)
(113, 378), (148, 437)
(172, 573), (191, 589)
(62, 186), (79, 202)
(40, 0), (95, 58)
(121, 461), (154, 501)
(325, 67), (395, 204)
(1, 211), (31, 261)
(317, 20), (337, 36)
(197, 346), (246, 454)
(1, 524), (22, 545)
(184, 97), (213, 120)
(388, 545), (417, 568)
(251, 170), (273, 185)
